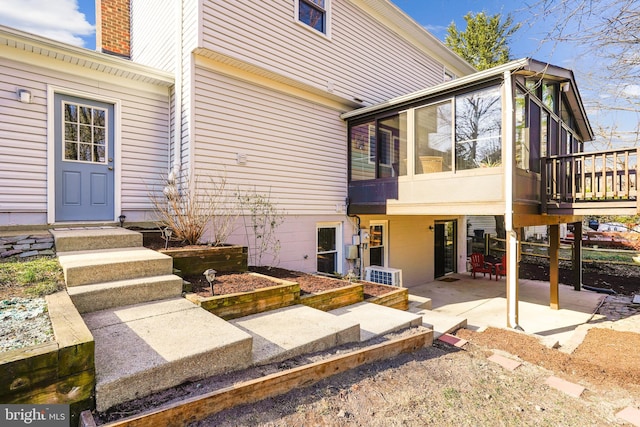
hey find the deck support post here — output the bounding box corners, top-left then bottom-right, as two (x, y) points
(549, 224), (560, 310)
(506, 228), (520, 329)
(571, 221), (582, 291)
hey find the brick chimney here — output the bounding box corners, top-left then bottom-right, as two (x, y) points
(96, 0), (130, 58)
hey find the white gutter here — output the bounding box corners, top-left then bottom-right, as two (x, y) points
(503, 70), (521, 330)
(340, 58), (530, 120)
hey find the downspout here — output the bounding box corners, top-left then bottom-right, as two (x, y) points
(171, 0), (183, 180)
(503, 70), (521, 330)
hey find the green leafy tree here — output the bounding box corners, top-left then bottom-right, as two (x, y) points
(445, 12), (521, 71)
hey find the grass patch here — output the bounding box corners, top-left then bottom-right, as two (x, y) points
(0, 257), (64, 299)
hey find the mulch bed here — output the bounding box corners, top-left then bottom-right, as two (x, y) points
(185, 267), (394, 299)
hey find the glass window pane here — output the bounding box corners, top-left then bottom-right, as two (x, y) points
(415, 101), (452, 174)
(65, 123), (77, 142)
(93, 127), (105, 145)
(369, 225), (383, 247)
(455, 86), (502, 170)
(299, 1), (324, 32)
(350, 122), (376, 181)
(79, 125), (92, 143)
(64, 103), (77, 122)
(317, 227), (336, 252)
(317, 253), (335, 274)
(529, 101), (542, 173)
(94, 145), (106, 163)
(79, 107), (92, 124)
(378, 115), (401, 178)
(515, 89), (528, 169)
(65, 142), (78, 160)
(79, 144), (92, 161)
(543, 83), (556, 112)
(94, 109), (105, 127)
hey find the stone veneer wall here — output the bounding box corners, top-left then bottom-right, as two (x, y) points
(0, 234), (55, 258)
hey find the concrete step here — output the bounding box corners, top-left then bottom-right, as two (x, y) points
(50, 227), (143, 252)
(230, 305), (360, 366)
(58, 247), (173, 286)
(68, 274), (184, 313)
(414, 309), (467, 339)
(329, 302), (426, 342)
(408, 294), (432, 311)
(83, 298), (253, 412)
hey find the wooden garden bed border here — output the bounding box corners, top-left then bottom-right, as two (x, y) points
(88, 330), (430, 427)
(0, 291), (94, 425)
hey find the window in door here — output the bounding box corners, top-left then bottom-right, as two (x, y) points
(369, 222), (387, 267)
(317, 223), (341, 274)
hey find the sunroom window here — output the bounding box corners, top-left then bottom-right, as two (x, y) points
(349, 113), (406, 181)
(415, 100), (452, 174)
(455, 86), (502, 170)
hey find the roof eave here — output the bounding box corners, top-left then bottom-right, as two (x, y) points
(0, 24), (174, 87)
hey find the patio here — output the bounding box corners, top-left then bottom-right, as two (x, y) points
(407, 274), (605, 346)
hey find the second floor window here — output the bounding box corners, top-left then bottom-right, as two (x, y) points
(298, 0), (328, 34)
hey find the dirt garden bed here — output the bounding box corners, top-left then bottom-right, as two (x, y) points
(185, 267), (394, 299)
(184, 267), (408, 318)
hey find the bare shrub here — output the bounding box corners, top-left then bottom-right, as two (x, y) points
(149, 173), (239, 246)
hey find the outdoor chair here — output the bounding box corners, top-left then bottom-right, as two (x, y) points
(494, 255), (507, 280)
(470, 253), (492, 279)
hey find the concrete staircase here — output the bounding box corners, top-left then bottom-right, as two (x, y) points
(52, 227), (458, 412)
(52, 227), (253, 412)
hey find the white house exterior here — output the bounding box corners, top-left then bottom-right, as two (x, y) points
(115, 0), (475, 274)
(0, 25), (173, 227)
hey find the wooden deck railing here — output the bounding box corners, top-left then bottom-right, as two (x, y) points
(543, 147), (638, 209)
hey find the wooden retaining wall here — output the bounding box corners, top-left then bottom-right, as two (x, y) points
(160, 245), (248, 275)
(300, 284), (364, 311)
(186, 274), (299, 320)
(366, 287), (409, 311)
(0, 291), (94, 425)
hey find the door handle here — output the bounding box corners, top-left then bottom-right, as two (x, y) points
(108, 166), (113, 171)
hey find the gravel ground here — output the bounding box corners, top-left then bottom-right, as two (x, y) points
(0, 297), (53, 352)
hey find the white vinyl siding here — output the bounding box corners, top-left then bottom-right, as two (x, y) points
(0, 55), (170, 224)
(193, 65), (347, 215)
(200, 0), (445, 105)
(130, 0), (175, 72)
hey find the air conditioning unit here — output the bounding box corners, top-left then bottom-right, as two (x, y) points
(365, 266), (403, 287)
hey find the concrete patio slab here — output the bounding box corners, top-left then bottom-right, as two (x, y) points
(230, 305), (360, 365)
(407, 274), (604, 346)
(329, 302), (423, 342)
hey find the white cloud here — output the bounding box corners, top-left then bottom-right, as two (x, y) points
(0, 0), (94, 47)
(622, 85), (640, 98)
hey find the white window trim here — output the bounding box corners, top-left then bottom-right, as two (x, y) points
(46, 85), (122, 224)
(294, 0), (332, 39)
(369, 220), (388, 267)
(316, 221), (343, 275)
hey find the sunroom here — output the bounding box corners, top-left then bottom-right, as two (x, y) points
(343, 58), (604, 217)
(342, 58), (638, 329)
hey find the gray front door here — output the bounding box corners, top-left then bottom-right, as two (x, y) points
(54, 94), (114, 221)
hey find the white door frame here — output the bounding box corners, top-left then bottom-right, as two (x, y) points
(47, 85), (122, 224)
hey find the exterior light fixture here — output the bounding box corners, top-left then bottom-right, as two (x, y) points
(118, 214), (126, 227)
(17, 89), (32, 103)
(204, 269), (217, 295)
(162, 227), (173, 249)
